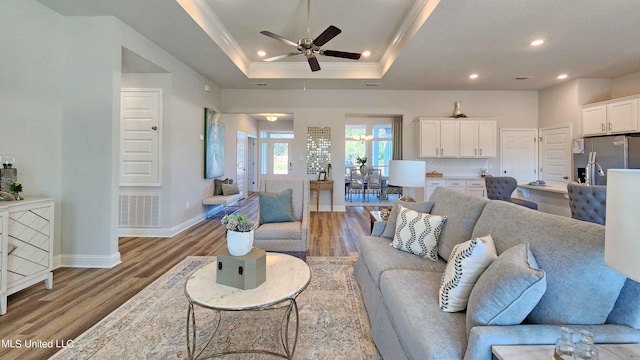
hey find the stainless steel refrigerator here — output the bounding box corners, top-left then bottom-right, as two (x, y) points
(574, 134), (640, 185)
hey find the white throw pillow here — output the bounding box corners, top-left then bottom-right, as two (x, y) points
(439, 235), (497, 312)
(391, 205), (446, 261)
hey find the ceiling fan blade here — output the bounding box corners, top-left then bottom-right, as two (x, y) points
(321, 50), (362, 60)
(260, 31), (299, 48)
(313, 25), (341, 46)
(308, 56), (321, 72)
(263, 52), (301, 62)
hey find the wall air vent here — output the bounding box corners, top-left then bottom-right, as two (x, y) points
(365, 83), (380, 87)
(119, 193), (160, 228)
(513, 76), (535, 80)
(254, 83), (268, 87)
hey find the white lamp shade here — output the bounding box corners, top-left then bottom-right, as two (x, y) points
(388, 160), (426, 188)
(605, 169), (640, 282)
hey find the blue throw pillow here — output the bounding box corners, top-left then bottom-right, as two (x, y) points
(259, 189), (295, 224)
(465, 243), (546, 335)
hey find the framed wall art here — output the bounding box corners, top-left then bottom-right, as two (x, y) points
(204, 108), (224, 179)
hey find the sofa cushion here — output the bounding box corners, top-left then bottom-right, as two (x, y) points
(429, 187), (489, 261)
(471, 200), (626, 325)
(358, 236), (446, 287)
(607, 278), (640, 329)
(440, 235), (497, 312)
(380, 270), (467, 359)
(466, 243), (546, 333)
(258, 189), (295, 224)
(391, 205), (446, 260)
(381, 200), (435, 239)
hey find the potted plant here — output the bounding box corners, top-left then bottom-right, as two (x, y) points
(221, 213), (256, 256)
(356, 156), (368, 175)
(9, 181), (22, 200)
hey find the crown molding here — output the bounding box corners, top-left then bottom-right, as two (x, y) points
(176, 0), (251, 75)
(248, 61), (382, 79)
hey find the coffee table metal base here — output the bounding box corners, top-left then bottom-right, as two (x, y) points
(186, 297), (300, 359)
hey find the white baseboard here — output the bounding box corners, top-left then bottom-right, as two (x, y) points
(56, 252), (121, 269)
(118, 214), (206, 238)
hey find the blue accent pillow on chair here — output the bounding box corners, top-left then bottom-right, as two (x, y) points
(259, 189), (295, 224)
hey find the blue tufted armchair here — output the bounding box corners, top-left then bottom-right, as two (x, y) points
(484, 175), (538, 210)
(567, 182), (607, 225)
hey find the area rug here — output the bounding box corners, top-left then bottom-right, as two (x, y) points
(50, 256), (380, 359)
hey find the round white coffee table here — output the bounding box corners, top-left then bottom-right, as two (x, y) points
(184, 252), (311, 359)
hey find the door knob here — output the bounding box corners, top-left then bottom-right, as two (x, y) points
(563, 176), (569, 180)
(151, 126), (158, 130)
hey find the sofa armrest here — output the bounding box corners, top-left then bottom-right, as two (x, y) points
(463, 324), (640, 360)
(300, 193), (310, 242)
(371, 220), (387, 236)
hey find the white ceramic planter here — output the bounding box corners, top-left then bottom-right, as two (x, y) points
(226, 230), (254, 256)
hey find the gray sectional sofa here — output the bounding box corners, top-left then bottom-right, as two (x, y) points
(353, 187), (640, 360)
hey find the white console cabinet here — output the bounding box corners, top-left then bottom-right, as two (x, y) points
(0, 198), (54, 315)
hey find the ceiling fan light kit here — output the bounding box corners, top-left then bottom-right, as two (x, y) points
(260, 0), (362, 72)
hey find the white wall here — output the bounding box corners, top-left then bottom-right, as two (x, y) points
(219, 113), (258, 192)
(612, 71), (640, 98)
(222, 89), (539, 208)
(0, 0), (64, 258)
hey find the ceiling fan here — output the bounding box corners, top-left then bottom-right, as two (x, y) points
(260, 0), (362, 72)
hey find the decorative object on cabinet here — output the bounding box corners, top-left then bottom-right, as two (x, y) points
(426, 171), (443, 178)
(9, 181), (22, 201)
(388, 160), (425, 202)
(0, 167), (17, 193)
(306, 126), (331, 175)
(1, 198), (55, 315)
(204, 108), (224, 179)
(451, 100), (467, 118)
(0, 156), (15, 169)
(605, 169), (640, 282)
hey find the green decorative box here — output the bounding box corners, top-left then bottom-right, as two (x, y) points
(216, 247), (266, 289)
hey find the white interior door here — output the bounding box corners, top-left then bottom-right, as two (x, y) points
(247, 137), (257, 191)
(500, 128), (538, 183)
(260, 139), (293, 178)
(120, 89), (161, 186)
(236, 131), (247, 198)
(540, 125), (572, 184)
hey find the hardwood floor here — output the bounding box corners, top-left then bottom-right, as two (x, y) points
(0, 193), (386, 359)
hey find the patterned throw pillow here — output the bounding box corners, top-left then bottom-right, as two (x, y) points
(391, 205), (446, 260)
(381, 200), (435, 239)
(439, 235), (497, 312)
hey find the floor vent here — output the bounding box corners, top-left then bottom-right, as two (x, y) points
(119, 193), (160, 227)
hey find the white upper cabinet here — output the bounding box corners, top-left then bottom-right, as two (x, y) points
(419, 120), (441, 158)
(440, 120), (460, 158)
(582, 95), (639, 137)
(459, 120), (497, 158)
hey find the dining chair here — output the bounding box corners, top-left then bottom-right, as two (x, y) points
(347, 169), (365, 202)
(484, 175), (538, 210)
(365, 172), (382, 200)
(567, 182), (606, 225)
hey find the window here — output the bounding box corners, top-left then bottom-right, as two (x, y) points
(345, 117), (393, 176)
(260, 130), (294, 177)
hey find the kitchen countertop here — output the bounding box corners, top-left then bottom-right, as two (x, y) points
(425, 175), (485, 180)
(517, 182), (568, 195)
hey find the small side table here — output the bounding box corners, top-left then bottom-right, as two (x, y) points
(369, 210), (389, 233)
(185, 253), (311, 359)
(310, 180), (333, 212)
(492, 343), (640, 360)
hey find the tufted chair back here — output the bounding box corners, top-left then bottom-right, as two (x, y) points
(567, 182), (607, 225)
(484, 175), (517, 201)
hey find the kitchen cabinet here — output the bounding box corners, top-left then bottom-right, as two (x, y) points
(582, 95), (639, 136)
(420, 118), (495, 158)
(459, 120), (497, 158)
(1, 198), (54, 315)
(425, 178), (486, 200)
(419, 119), (459, 158)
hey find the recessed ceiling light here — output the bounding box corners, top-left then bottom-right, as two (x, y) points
(530, 39), (544, 46)
(257, 50), (266, 57)
(362, 50), (371, 57)
(469, 74), (479, 79)
(557, 74), (568, 79)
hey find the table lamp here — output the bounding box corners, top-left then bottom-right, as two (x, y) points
(605, 169), (640, 282)
(388, 160), (426, 203)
